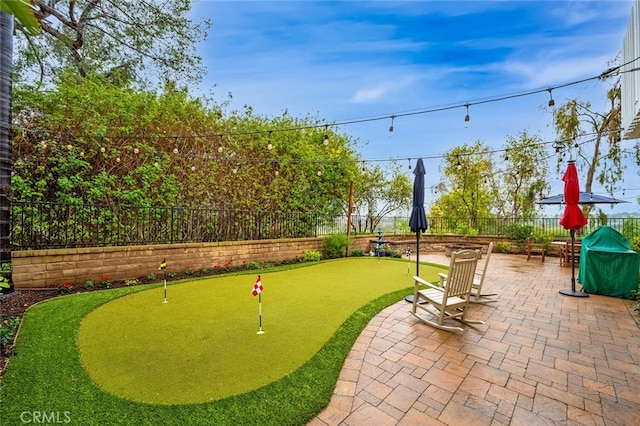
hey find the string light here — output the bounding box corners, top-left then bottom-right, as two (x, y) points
(464, 103), (470, 122)
(323, 125), (329, 146)
(547, 88), (555, 107)
(408, 158), (411, 170)
(267, 131), (273, 150)
(389, 115), (395, 133)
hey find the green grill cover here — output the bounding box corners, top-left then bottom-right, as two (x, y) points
(578, 226), (640, 298)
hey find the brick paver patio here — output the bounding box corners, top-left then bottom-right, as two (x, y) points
(309, 252), (640, 425)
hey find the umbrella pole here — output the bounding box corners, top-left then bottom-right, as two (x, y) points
(415, 232), (419, 277)
(559, 229), (589, 298)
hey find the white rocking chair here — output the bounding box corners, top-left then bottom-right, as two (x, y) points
(470, 242), (498, 304)
(410, 249), (484, 332)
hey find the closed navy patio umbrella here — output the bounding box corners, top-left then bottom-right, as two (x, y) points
(409, 158), (428, 276)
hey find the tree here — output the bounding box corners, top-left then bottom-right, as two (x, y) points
(11, 74), (360, 217)
(431, 141), (493, 233)
(13, 0), (210, 86)
(491, 130), (549, 219)
(351, 164), (411, 233)
(553, 78), (623, 215)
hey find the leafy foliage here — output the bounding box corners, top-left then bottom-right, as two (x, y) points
(351, 163), (412, 233)
(552, 80), (626, 216)
(493, 130), (549, 219)
(322, 234), (352, 259)
(13, 0), (210, 86)
(302, 250), (322, 262)
(0, 316), (21, 346)
(11, 74), (361, 217)
(505, 223), (534, 251)
(432, 141), (492, 228)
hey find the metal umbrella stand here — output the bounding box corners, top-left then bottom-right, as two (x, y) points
(554, 161), (588, 297)
(405, 158), (428, 303)
(537, 165), (628, 298)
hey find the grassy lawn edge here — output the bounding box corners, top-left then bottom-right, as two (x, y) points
(0, 259), (445, 425)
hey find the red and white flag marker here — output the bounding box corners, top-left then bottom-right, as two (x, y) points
(252, 275), (265, 334)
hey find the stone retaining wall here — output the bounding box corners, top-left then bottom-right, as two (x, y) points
(10, 234), (511, 289)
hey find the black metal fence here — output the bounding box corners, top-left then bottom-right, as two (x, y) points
(9, 201), (640, 250)
(10, 202), (335, 250)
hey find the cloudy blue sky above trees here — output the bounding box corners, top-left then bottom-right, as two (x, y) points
(189, 0), (638, 212)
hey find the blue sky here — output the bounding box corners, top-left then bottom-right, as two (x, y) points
(189, 0), (639, 213)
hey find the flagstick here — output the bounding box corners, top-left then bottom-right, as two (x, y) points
(406, 248), (411, 276)
(257, 292), (265, 334)
(163, 268), (168, 303)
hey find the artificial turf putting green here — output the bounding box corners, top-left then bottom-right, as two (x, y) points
(77, 257), (442, 404)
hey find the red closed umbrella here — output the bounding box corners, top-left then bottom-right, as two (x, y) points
(558, 161), (588, 297)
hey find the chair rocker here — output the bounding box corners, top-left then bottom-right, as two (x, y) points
(410, 249), (484, 332)
(470, 242), (498, 304)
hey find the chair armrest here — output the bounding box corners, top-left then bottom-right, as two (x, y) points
(413, 275), (442, 291)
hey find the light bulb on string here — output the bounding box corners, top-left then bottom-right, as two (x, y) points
(323, 125), (329, 146)
(191, 165), (196, 172)
(316, 169), (322, 176)
(362, 161), (366, 172)
(408, 158), (411, 170)
(504, 149), (510, 161)
(134, 147), (140, 154)
(267, 131), (273, 150)
(217, 134), (223, 154)
(389, 115), (395, 133)
(464, 103), (470, 122)
(547, 88), (555, 107)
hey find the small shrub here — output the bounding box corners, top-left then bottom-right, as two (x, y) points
(0, 316), (21, 346)
(322, 234), (352, 259)
(0, 262), (11, 293)
(351, 248), (365, 257)
(249, 261), (261, 269)
(506, 224), (534, 252)
(185, 268), (195, 276)
(496, 242), (510, 253)
(0, 275), (10, 293)
(84, 279), (94, 290)
(58, 282), (73, 294)
(167, 272), (176, 278)
(99, 275), (111, 289)
(303, 250), (322, 262)
(147, 272), (156, 281)
(531, 232), (553, 252)
(201, 267), (209, 274)
(124, 278), (139, 286)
